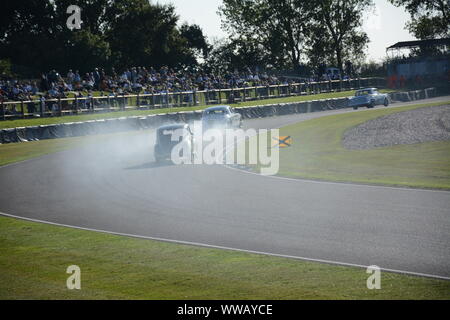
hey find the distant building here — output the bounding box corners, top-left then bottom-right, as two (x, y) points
(386, 38), (449, 89)
(386, 38), (450, 78)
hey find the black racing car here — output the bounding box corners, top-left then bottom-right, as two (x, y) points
(154, 123), (195, 164)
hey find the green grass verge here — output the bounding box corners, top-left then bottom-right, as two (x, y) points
(0, 89), (393, 129)
(0, 215), (449, 299)
(270, 101), (450, 189)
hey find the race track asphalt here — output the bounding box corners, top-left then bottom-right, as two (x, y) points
(1, 96), (449, 279)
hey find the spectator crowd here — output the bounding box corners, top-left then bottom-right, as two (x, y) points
(0, 66), (286, 103)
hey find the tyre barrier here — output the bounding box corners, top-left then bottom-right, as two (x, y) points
(388, 87), (436, 102)
(234, 97), (353, 119)
(0, 88), (437, 144)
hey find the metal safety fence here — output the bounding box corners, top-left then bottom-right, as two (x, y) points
(0, 77), (385, 120)
(0, 86), (436, 144)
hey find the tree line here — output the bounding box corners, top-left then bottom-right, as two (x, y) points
(0, 0), (210, 77)
(215, 0), (372, 76)
(1, 0), (448, 79)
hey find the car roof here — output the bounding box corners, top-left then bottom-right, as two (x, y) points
(157, 123), (189, 131)
(203, 105), (231, 112)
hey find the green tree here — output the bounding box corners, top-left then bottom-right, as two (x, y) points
(305, 24), (336, 75)
(389, 0), (449, 39)
(219, 0), (311, 71)
(0, 0), (209, 76)
(0, 59), (15, 79)
(180, 23), (211, 60)
(52, 0), (109, 34)
(64, 30), (111, 73)
(205, 38), (268, 74)
(219, 0), (372, 74)
(0, 0), (58, 76)
(0, 0), (112, 75)
(104, 0), (203, 69)
(53, 0), (111, 73)
(310, 0), (372, 72)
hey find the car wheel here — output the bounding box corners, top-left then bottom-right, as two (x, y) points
(384, 98), (389, 107)
(368, 101), (375, 108)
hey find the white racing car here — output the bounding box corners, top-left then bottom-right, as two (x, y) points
(348, 88), (390, 110)
(202, 105), (243, 130)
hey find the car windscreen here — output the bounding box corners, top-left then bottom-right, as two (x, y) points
(205, 109), (227, 115)
(356, 90), (371, 96)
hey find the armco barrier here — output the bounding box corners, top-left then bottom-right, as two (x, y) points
(0, 77), (386, 120)
(388, 87), (436, 102)
(0, 88), (437, 144)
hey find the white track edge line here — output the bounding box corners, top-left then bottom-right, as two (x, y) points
(1, 211), (448, 281)
(223, 163), (450, 193)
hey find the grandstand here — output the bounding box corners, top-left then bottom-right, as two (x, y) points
(385, 38), (450, 89)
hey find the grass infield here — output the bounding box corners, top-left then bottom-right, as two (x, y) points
(274, 101), (450, 190)
(237, 100), (450, 189)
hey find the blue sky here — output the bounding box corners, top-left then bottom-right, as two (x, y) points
(155, 0), (415, 62)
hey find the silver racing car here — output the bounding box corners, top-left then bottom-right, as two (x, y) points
(348, 88), (390, 110)
(202, 105), (243, 130)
